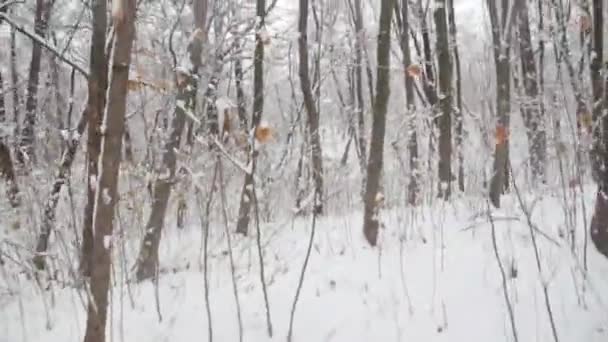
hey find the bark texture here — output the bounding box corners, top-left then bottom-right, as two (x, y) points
(83, 1), (137, 341)
(298, 0), (324, 214)
(81, 0), (109, 277)
(236, 0), (265, 235)
(362, 0), (394, 246)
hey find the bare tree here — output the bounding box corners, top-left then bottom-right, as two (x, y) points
(298, 0), (324, 214)
(487, 0), (515, 208)
(395, 0), (419, 205)
(362, 0), (394, 246)
(82, 0), (137, 341)
(136, 0), (208, 280)
(517, 0), (545, 184)
(80, 0), (109, 277)
(434, 0), (453, 199)
(236, 0), (265, 235)
(18, 0), (55, 167)
(0, 69), (20, 208)
(447, 0), (464, 192)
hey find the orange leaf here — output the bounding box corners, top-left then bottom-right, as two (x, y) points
(495, 124), (508, 146)
(406, 64), (422, 78)
(255, 124), (273, 144)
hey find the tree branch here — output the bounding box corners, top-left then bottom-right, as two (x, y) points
(0, 12), (89, 78)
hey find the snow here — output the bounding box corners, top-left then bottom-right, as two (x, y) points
(1, 190), (607, 342)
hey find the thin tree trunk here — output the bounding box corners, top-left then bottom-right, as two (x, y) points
(434, 0), (453, 199)
(82, 1), (137, 341)
(32, 110), (87, 270)
(236, 0), (265, 235)
(352, 0), (367, 181)
(298, 0), (324, 214)
(362, 0), (394, 246)
(18, 0), (55, 167)
(517, 0), (545, 184)
(396, 0), (419, 205)
(80, 0), (108, 277)
(447, 0), (464, 192)
(589, 0), (608, 258)
(10, 21), (20, 152)
(136, 0), (207, 280)
(0, 70), (20, 208)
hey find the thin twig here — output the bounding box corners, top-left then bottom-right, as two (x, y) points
(287, 194), (319, 342)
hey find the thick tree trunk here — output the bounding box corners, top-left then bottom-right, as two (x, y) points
(362, 0), (394, 246)
(298, 0), (324, 214)
(434, 0), (453, 200)
(82, 1), (136, 341)
(136, 0), (207, 280)
(236, 0), (265, 235)
(589, 0), (608, 259)
(18, 0), (54, 167)
(80, 0), (108, 277)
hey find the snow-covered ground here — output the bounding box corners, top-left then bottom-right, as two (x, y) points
(2, 187), (607, 342)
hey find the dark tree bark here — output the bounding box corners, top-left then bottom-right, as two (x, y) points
(447, 0), (464, 192)
(10, 20), (20, 151)
(32, 110), (87, 270)
(136, 0), (207, 280)
(487, 0), (515, 208)
(18, 0), (55, 167)
(298, 0), (324, 214)
(0, 69), (20, 208)
(517, 0), (546, 184)
(362, 0), (394, 246)
(80, 0), (109, 277)
(434, 0), (453, 200)
(395, 0), (419, 205)
(236, 0), (265, 235)
(82, 1), (137, 341)
(589, 0), (608, 259)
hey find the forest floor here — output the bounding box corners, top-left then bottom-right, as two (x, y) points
(1, 187), (608, 342)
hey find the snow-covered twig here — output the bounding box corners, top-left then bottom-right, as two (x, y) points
(0, 13), (89, 78)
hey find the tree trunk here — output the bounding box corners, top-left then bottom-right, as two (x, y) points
(434, 0), (453, 200)
(236, 0), (265, 235)
(362, 0), (394, 246)
(0, 70), (20, 208)
(136, 0), (207, 280)
(32, 110), (87, 270)
(80, 0), (109, 277)
(82, 1), (136, 341)
(396, 0), (419, 205)
(352, 0), (367, 181)
(298, 0), (324, 214)
(517, 0), (545, 184)
(487, 0), (514, 208)
(447, 0), (464, 192)
(18, 0), (54, 167)
(10, 21), (20, 152)
(589, 0), (608, 259)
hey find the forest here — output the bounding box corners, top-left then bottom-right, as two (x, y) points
(0, 0), (608, 341)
